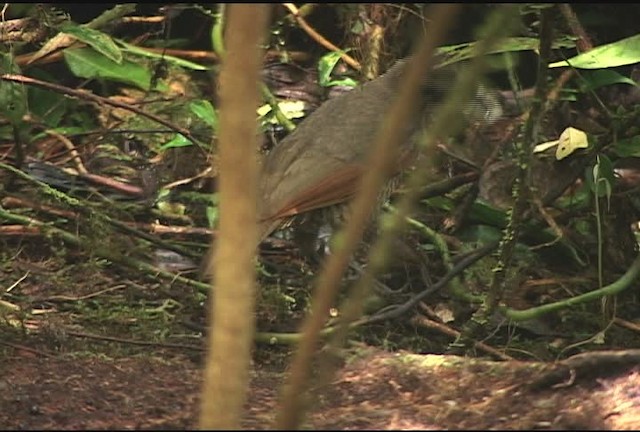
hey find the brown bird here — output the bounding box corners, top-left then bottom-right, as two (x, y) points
(256, 58), (504, 258)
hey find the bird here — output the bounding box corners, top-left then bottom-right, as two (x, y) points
(256, 57), (505, 260)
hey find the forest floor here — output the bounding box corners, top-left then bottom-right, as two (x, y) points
(2, 344), (640, 429)
(1, 250), (640, 430)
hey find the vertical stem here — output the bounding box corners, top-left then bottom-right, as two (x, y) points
(199, 4), (270, 430)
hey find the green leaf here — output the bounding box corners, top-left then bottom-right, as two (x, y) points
(438, 37), (575, 66)
(0, 54), (27, 124)
(28, 85), (69, 128)
(424, 196), (586, 266)
(160, 133), (193, 150)
(586, 155), (615, 198)
(549, 34), (640, 69)
(325, 77), (358, 87)
(206, 200), (219, 228)
(64, 47), (158, 91)
(189, 100), (218, 129)
(579, 69), (638, 92)
(424, 196), (508, 227)
(350, 20), (364, 36)
(60, 22), (123, 64)
(318, 51), (358, 88)
(457, 224), (504, 244)
(157, 201), (186, 216)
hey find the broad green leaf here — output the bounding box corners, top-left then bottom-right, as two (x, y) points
(27, 69), (71, 128)
(579, 69), (638, 92)
(60, 22), (122, 64)
(157, 201), (186, 216)
(28, 88), (68, 127)
(206, 196), (219, 228)
(549, 34), (640, 69)
(318, 51), (358, 88)
(64, 47), (158, 91)
(116, 40), (210, 71)
(189, 100), (218, 129)
(318, 51), (342, 85)
(424, 196), (507, 227)
(438, 37), (576, 66)
(0, 54), (27, 123)
(324, 77), (359, 87)
(424, 196), (586, 266)
(457, 224), (504, 244)
(160, 133), (193, 150)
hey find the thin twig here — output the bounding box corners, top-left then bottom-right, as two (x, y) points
(0, 341), (55, 357)
(558, 4), (593, 52)
(43, 129), (88, 174)
(353, 241), (498, 327)
(64, 329), (204, 351)
(42, 285), (126, 302)
(411, 313), (512, 361)
(282, 3), (361, 71)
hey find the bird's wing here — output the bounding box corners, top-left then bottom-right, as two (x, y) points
(263, 163), (364, 220)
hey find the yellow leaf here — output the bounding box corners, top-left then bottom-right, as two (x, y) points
(555, 127), (589, 160)
(257, 100), (306, 124)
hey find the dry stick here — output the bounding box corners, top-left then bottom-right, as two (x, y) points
(43, 129), (88, 174)
(412, 313), (512, 361)
(0, 341), (55, 358)
(17, 47), (311, 67)
(63, 329), (204, 351)
(536, 4), (591, 131)
(614, 317), (640, 334)
(528, 349), (640, 391)
(0, 17), (47, 44)
(353, 241), (499, 327)
(539, 3), (594, 124)
(274, 5), (463, 429)
(0, 74), (203, 152)
(558, 4), (593, 52)
(282, 3), (361, 71)
(42, 284), (126, 302)
(198, 4), (270, 430)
